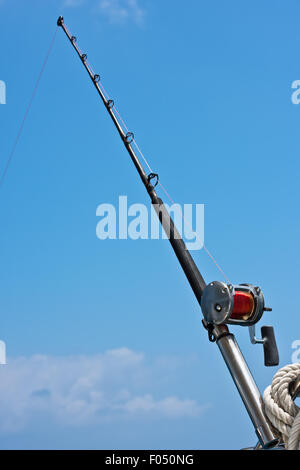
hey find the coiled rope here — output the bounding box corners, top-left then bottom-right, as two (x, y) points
(263, 363), (300, 450)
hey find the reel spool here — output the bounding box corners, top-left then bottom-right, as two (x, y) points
(201, 281), (279, 366)
(201, 281), (265, 326)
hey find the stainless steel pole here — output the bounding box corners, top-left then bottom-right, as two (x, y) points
(213, 325), (278, 448)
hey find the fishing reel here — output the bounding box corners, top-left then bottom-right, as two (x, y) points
(201, 281), (279, 367)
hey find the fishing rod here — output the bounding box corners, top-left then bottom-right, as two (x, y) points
(57, 16), (281, 449)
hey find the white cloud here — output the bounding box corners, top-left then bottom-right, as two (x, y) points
(63, 0), (86, 6)
(123, 394), (203, 418)
(98, 0), (145, 25)
(63, 0), (145, 26)
(0, 348), (208, 433)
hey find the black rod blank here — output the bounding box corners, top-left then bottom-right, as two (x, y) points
(57, 16), (206, 304)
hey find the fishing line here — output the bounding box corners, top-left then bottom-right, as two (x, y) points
(82, 56), (231, 283)
(55, 20), (231, 284)
(0, 27), (58, 190)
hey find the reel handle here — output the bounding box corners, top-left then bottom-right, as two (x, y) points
(261, 326), (279, 367)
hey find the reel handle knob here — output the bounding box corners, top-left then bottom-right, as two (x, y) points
(261, 326), (279, 367)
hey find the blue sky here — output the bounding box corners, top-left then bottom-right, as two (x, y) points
(0, 0), (299, 450)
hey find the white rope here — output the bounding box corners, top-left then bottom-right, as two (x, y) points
(263, 363), (300, 450)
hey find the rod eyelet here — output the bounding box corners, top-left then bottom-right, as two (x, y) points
(125, 132), (134, 144)
(147, 172), (159, 187)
